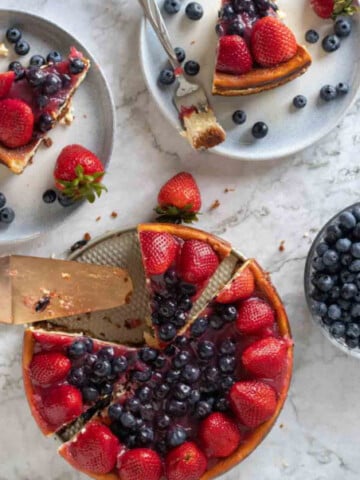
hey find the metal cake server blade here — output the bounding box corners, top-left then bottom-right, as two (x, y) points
(0, 255), (133, 325)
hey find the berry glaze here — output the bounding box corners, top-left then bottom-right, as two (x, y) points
(7, 47), (88, 139)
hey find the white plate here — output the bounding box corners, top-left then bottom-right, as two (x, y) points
(0, 9), (114, 244)
(140, 0), (360, 160)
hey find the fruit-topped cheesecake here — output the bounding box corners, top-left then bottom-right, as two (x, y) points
(212, 0), (312, 96)
(0, 47), (90, 174)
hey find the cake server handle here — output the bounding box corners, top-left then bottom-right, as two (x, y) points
(138, 0), (180, 71)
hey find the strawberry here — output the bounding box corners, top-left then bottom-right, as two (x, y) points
(0, 98), (34, 148)
(155, 172), (202, 224)
(310, 0), (358, 19)
(242, 337), (289, 378)
(64, 421), (119, 474)
(198, 412), (241, 458)
(0, 71), (15, 98)
(54, 144), (107, 203)
(236, 297), (275, 334)
(41, 384), (83, 429)
(29, 352), (71, 385)
(251, 17), (297, 68)
(216, 267), (255, 304)
(178, 239), (219, 284)
(165, 442), (207, 480)
(229, 381), (277, 428)
(119, 448), (163, 480)
(216, 35), (253, 75)
(140, 230), (179, 276)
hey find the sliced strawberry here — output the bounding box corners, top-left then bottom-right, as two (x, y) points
(119, 448), (163, 480)
(41, 384), (83, 430)
(139, 230), (179, 276)
(0, 71), (15, 99)
(242, 337), (289, 378)
(229, 380), (277, 428)
(178, 239), (219, 284)
(60, 421), (120, 474)
(251, 17), (297, 68)
(29, 352), (71, 385)
(236, 297), (275, 334)
(165, 442), (207, 480)
(216, 35), (253, 75)
(198, 412), (241, 458)
(216, 267), (255, 303)
(0, 98), (34, 148)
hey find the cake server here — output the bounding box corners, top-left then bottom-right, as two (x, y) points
(0, 255), (133, 325)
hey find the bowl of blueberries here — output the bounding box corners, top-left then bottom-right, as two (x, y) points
(305, 204), (360, 356)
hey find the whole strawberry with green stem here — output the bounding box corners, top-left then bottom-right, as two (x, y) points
(54, 144), (107, 203)
(155, 172), (201, 224)
(310, 0), (358, 19)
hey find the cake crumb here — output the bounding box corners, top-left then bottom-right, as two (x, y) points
(279, 240), (285, 252)
(190, 40), (195, 45)
(60, 102), (75, 125)
(111, 211), (118, 219)
(61, 272), (71, 280)
(43, 137), (53, 148)
(210, 200), (220, 211)
(303, 232), (309, 238)
(224, 188), (235, 193)
(83, 232), (91, 242)
(0, 43), (9, 57)
(96, 216), (101, 222)
(279, 423), (284, 429)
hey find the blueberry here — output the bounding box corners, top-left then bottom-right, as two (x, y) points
(316, 242), (329, 256)
(334, 18), (352, 38)
(182, 364), (201, 383)
(293, 95), (307, 109)
(68, 340), (87, 357)
(232, 110), (247, 125)
(327, 304), (341, 320)
(345, 336), (359, 348)
(312, 257), (325, 271)
(305, 29), (319, 43)
(351, 303), (360, 318)
(188, 388), (201, 405)
(178, 282), (197, 296)
(184, 60), (200, 76)
(172, 310), (186, 328)
(61, 74), (72, 88)
(0, 207), (14, 224)
(165, 344), (176, 357)
(112, 356), (128, 374)
(346, 322), (360, 338)
(166, 369), (181, 384)
(311, 301), (327, 317)
(178, 295), (192, 311)
(93, 359), (112, 377)
(320, 84), (337, 101)
(36, 95), (49, 109)
(6, 27), (22, 43)
(137, 386), (153, 403)
(156, 414), (171, 429)
(120, 412), (136, 429)
(84, 354), (97, 368)
(204, 366), (220, 383)
(175, 335), (188, 347)
(328, 286), (340, 301)
(108, 403), (123, 421)
(137, 426), (154, 444)
(329, 321), (346, 338)
(350, 260), (360, 272)
(220, 304), (237, 322)
(353, 224), (360, 239)
(194, 400), (212, 418)
(215, 23), (226, 35)
(0, 193), (6, 209)
(356, 273), (360, 289)
(219, 355), (236, 373)
(228, 21), (245, 36)
(214, 397), (229, 412)
(198, 340), (215, 359)
(46, 51), (62, 63)
(167, 399), (187, 416)
(190, 317), (208, 337)
(173, 350), (191, 369)
(351, 243), (360, 258)
(325, 225), (342, 244)
(219, 339), (236, 355)
(352, 206), (360, 220)
(316, 274), (334, 292)
(220, 375), (235, 391)
(340, 254), (353, 268)
(167, 426), (187, 447)
(126, 397), (142, 414)
(221, 4), (235, 19)
(43, 73), (62, 94)
(209, 314), (224, 330)
(29, 55), (46, 67)
(69, 58), (85, 74)
(26, 67), (46, 87)
(101, 383), (113, 396)
(322, 250), (339, 267)
(336, 82), (350, 95)
(185, 2), (204, 20)
(38, 112), (55, 132)
(98, 347), (115, 360)
(173, 382), (192, 400)
(322, 34), (340, 53)
(159, 299), (177, 318)
(159, 323), (177, 342)
(155, 382), (171, 399)
(82, 387), (100, 403)
(164, 0), (181, 14)
(252, 121), (268, 139)
(154, 354), (166, 369)
(140, 403), (155, 422)
(68, 367), (86, 387)
(340, 211), (356, 229)
(139, 347), (158, 363)
(131, 367), (152, 383)
(338, 299), (351, 312)
(335, 238), (351, 253)
(174, 47), (186, 63)
(8, 61), (25, 80)
(15, 39), (30, 56)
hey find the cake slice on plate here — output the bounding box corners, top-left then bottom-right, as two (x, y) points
(212, 0), (312, 96)
(0, 47), (90, 174)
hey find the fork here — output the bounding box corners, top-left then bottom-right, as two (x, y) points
(138, 0), (210, 118)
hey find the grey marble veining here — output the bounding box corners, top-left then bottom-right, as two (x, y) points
(0, 1), (360, 479)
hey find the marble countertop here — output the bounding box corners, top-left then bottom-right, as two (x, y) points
(1, 1), (360, 479)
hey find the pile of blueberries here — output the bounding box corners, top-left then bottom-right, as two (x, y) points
(0, 192), (15, 225)
(305, 17), (352, 54)
(309, 206), (360, 349)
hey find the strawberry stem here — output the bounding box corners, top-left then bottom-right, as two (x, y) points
(57, 165), (107, 204)
(332, 0), (359, 18)
(154, 204), (200, 224)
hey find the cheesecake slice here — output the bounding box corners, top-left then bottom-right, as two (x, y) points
(212, 0), (312, 96)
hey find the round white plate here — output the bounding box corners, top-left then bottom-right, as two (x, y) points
(0, 9), (114, 244)
(140, 0), (360, 160)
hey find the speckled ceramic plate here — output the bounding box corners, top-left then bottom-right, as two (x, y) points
(0, 9), (114, 244)
(140, 0), (360, 160)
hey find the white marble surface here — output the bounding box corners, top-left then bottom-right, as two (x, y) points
(0, 1), (360, 479)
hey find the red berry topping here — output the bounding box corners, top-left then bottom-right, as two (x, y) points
(29, 352), (71, 385)
(119, 448), (163, 480)
(198, 412), (241, 458)
(140, 230), (179, 276)
(216, 267), (255, 303)
(165, 442), (207, 480)
(242, 337), (289, 378)
(236, 297), (275, 334)
(216, 35), (253, 75)
(178, 239), (219, 284)
(0, 71), (15, 98)
(0, 98), (34, 148)
(41, 384), (83, 429)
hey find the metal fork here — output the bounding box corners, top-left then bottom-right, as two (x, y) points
(138, 0), (210, 115)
